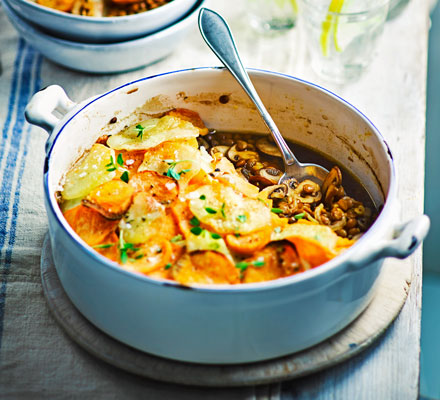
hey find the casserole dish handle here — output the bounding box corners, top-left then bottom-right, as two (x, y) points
(348, 214), (430, 270)
(25, 85), (77, 152)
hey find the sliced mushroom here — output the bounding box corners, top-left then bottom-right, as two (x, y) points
(237, 167), (251, 180)
(258, 167), (282, 185)
(321, 166), (344, 206)
(265, 184), (288, 199)
(227, 144), (259, 163)
(248, 175), (275, 188)
(256, 137), (282, 157)
(209, 145), (230, 158)
(294, 180), (322, 203)
(197, 137), (210, 149)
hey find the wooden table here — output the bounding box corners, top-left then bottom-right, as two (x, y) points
(0, 0), (429, 398)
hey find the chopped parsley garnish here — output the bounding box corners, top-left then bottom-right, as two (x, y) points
(116, 153), (124, 166)
(190, 226), (203, 235)
(294, 212), (306, 220)
(205, 207), (217, 214)
(271, 208), (283, 214)
(170, 234), (183, 243)
(135, 124), (144, 139)
(234, 232), (241, 237)
(199, 194), (206, 200)
(235, 259), (266, 271)
(165, 160), (191, 181)
(135, 254), (144, 260)
(105, 156), (117, 172)
(210, 232), (221, 239)
(118, 233), (140, 264)
(93, 243), (114, 249)
(237, 215), (247, 223)
(120, 171), (129, 183)
(165, 263), (172, 270)
(221, 203), (226, 218)
(190, 216), (200, 226)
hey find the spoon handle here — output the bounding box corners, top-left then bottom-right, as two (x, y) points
(198, 8), (297, 167)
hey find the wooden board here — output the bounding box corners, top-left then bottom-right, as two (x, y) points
(40, 234), (412, 387)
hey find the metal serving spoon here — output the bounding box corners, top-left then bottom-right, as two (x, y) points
(198, 8), (329, 184)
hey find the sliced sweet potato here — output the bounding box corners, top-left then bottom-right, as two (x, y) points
(241, 244), (284, 284)
(129, 171), (178, 205)
(225, 228), (272, 255)
(173, 251), (240, 285)
(166, 108), (209, 135)
(114, 150), (146, 174)
(122, 238), (173, 275)
(286, 236), (332, 268)
(63, 205), (119, 246)
(93, 232), (119, 262)
(37, 0), (75, 12)
(83, 179), (134, 219)
(279, 242), (304, 275)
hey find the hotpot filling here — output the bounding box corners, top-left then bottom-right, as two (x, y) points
(35, 0), (172, 17)
(57, 108), (375, 285)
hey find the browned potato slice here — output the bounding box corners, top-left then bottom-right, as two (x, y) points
(225, 228), (272, 255)
(83, 180), (134, 220)
(94, 232), (119, 262)
(63, 205), (119, 247)
(129, 171), (178, 205)
(173, 251), (240, 285)
(166, 108), (209, 135)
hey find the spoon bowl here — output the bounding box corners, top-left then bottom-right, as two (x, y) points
(198, 8), (329, 184)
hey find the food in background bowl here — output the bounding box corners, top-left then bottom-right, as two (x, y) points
(57, 108), (375, 285)
(36, 0), (173, 16)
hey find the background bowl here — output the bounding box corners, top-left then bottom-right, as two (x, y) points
(4, 0), (198, 43)
(1, 0), (204, 73)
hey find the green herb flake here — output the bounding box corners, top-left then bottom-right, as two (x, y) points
(190, 226), (203, 236)
(165, 263), (172, 270)
(120, 250), (128, 264)
(294, 212), (306, 220)
(116, 153), (124, 166)
(135, 254), (144, 260)
(221, 203), (226, 218)
(166, 167), (181, 181)
(170, 234), (183, 243)
(135, 124), (144, 139)
(234, 232), (241, 237)
(235, 261), (249, 271)
(120, 171), (129, 183)
(93, 244), (114, 249)
(190, 216), (200, 226)
(252, 259), (265, 267)
(237, 215), (247, 223)
(205, 207), (217, 214)
(199, 194), (206, 200)
(106, 156), (117, 172)
(210, 232), (221, 239)
(271, 208), (283, 214)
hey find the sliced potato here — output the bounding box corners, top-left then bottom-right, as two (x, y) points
(60, 196), (84, 213)
(137, 138), (212, 175)
(166, 108), (209, 135)
(185, 228), (233, 261)
(173, 252), (240, 285)
(119, 192), (178, 244)
(107, 115), (200, 151)
(63, 205), (119, 246)
(62, 144), (116, 200)
(212, 157), (259, 198)
(188, 183), (272, 234)
(83, 180), (134, 219)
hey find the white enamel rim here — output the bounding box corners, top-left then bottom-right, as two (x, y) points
(44, 67), (397, 293)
